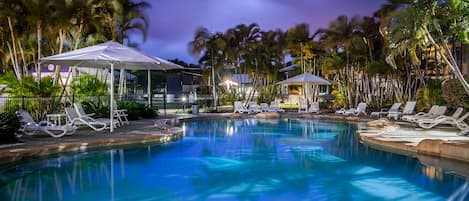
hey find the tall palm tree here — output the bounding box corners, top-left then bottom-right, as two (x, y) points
(189, 27), (227, 108)
(382, 0), (469, 95)
(286, 23), (311, 73)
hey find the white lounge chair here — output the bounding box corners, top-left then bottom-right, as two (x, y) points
(248, 101), (262, 113)
(336, 102), (367, 116)
(270, 101), (285, 112)
(387, 101), (416, 120)
(308, 102), (320, 113)
(16, 110), (76, 138)
(260, 103), (276, 112)
(65, 107), (110, 131)
(112, 100), (129, 126)
(73, 103), (94, 118)
(233, 101), (250, 113)
(402, 105), (447, 123)
(298, 102), (308, 113)
(371, 102), (402, 118)
(417, 110), (469, 131)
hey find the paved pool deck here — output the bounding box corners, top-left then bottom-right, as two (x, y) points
(358, 120), (469, 164)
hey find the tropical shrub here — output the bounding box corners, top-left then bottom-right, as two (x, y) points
(257, 85), (278, 104)
(330, 86), (347, 109)
(70, 74), (108, 97)
(117, 101), (156, 120)
(442, 79), (469, 110)
(416, 81), (445, 111)
(0, 72), (62, 120)
(81, 101), (110, 118)
(218, 93), (242, 106)
(0, 112), (20, 144)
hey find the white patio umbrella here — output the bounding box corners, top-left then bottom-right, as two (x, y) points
(40, 41), (178, 132)
(277, 72), (331, 104)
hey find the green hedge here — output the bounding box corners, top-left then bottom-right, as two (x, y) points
(0, 112), (20, 144)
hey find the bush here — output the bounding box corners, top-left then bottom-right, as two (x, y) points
(0, 112), (20, 144)
(117, 101), (156, 120)
(442, 79), (469, 110)
(257, 85), (278, 104)
(81, 101), (110, 118)
(416, 81), (445, 111)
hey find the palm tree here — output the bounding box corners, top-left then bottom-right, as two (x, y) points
(286, 23), (311, 73)
(382, 0), (469, 95)
(189, 28), (227, 109)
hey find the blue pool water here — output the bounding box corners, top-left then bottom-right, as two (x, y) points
(0, 118), (468, 200)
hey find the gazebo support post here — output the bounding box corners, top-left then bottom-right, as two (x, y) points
(147, 70), (151, 107)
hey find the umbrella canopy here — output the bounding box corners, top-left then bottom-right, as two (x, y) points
(277, 73), (331, 85)
(153, 57), (184, 70)
(40, 41), (165, 70)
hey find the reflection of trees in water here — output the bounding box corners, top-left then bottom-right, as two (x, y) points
(0, 149), (132, 201)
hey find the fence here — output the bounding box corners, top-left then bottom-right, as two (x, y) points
(0, 93), (215, 114)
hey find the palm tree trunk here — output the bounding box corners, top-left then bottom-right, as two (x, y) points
(423, 26), (469, 95)
(7, 16), (21, 81)
(36, 23), (42, 80)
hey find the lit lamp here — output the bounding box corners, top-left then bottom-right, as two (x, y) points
(182, 96), (187, 111)
(220, 80), (239, 91)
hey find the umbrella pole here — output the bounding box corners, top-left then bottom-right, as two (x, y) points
(110, 63), (114, 133)
(147, 70), (151, 107)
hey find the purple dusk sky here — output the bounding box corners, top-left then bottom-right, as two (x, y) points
(131, 0), (387, 63)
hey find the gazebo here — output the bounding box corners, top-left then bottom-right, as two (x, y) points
(277, 72), (331, 105)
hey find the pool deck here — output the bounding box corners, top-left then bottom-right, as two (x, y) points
(358, 119), (469, 164)
(0, 118), (183, 165)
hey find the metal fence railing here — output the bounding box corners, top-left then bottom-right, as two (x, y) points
(0, 94), (215, 114)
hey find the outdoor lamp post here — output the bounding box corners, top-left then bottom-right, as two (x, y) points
(182, 96), (187, 112)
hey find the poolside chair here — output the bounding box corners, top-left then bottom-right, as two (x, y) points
(260, 103), (276, 112)
(233, 101), (250, 114)
(112, 100), (129, 125)
(417, 110), (469, 131)
(387, 101), (416, 120)
(298, 102), (308, 113)
(73, 103), (94, 118)
(65, 107), (110, 131)
(370, 103), (402, 118)
(270, 101), (285, 112)
(16, 110), (76, 138)
(248, 101), (262, 113)
(308, 102), (320, 113)
(336, 102), (367, 116)
(402, 105), (446, 123)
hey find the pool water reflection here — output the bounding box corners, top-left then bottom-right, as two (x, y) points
(0, 118), (467, 201)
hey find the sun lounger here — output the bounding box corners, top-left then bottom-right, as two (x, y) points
(308, 102), (320, 113)
(402, 105), (446, 123)
(233, 101), (250, 113)
(16, 110), (76, 138)
(371, 103), (402, 118)
(387, 101), (416, 120)
(65, 107), (110, 131)
(417, 110), (469, 131)
(270, 101), (285, 112)
(248, 101), (262, 113)
(336, 102), (367, 116)
(260, 103), (276, 112)
(298, 102), (308, 113)
(112, 100), (129, 126)
(73, 103), (94, 118)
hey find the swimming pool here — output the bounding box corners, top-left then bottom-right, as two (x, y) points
(0, 118), (467, 200)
